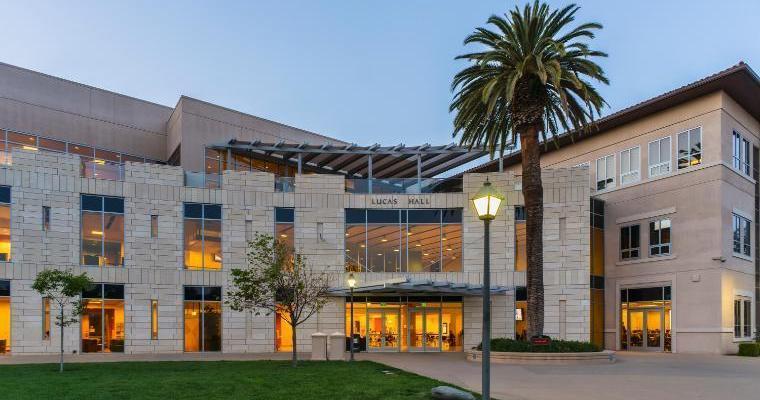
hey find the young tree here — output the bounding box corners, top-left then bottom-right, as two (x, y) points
(32, 269), (93, 372)
(451, 1), (608, 338)
(226, 233), (330, 366)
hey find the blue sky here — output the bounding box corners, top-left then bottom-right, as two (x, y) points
(1, 0), (758, 148)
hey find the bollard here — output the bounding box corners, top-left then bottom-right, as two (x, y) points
(329, 332), (346, 361)
(311, 332), (327, 361)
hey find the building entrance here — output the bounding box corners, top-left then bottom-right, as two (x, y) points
(620, 286), (671, 352)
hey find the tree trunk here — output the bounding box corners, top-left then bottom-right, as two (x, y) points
(59, 308), (64, 373)
(520, 126), (544, 339)
(291, 324), (298, 367)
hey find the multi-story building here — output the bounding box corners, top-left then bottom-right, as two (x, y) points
(470, 62), (760, 354)
(0, 60), (755, 357)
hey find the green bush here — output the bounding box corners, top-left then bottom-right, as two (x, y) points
(476, 338), (601, 353)
(737, 342), (760, 357)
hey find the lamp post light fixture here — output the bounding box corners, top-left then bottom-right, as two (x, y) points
(471, 179), (503, 400)
(347, 272), (357, 362)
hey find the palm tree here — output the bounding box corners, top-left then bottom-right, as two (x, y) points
(451, 1), (608, 339)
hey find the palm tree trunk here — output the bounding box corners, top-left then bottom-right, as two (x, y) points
(291, 325), (298, 367)
(520, 126), (544, 339)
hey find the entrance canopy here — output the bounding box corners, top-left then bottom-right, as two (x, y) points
(208, 140), (488, 178)
(329, 277), (510, 297)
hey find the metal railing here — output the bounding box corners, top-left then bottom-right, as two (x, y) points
(184, 171), (221, 189)
(345, 177), (463, 194)
(81, 160), (125, 181)
(275, 176), (295, 192)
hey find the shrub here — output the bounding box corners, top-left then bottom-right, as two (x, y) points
(737, 342), (760, 357)
(476, 338), (601, 353)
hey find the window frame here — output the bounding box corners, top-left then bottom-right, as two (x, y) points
(648, 218), (672, 257)
(80, 194), (125, 267)
(619, 224), (640, 260)
(648, 136), (672, 178)
(183, 203), (223, 270)
(734, 296), (753, 340)
(732, 213), (752, 258)
(0, 186), (10, 263)
(677, 127), (702, 170)
(619, 146), (641, 185)
(732, 131), (751, 177)
(595, 154), (616, 191)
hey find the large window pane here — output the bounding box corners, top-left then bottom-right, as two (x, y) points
(0, 204), (10, 262)
(407, 224), (440, 272)
(367, 225), (401, 272)
(442, 304), (463, 352)
(0, 295), (9, 353)
(345, 225), (366, 272)
(184, 219), (204, 269)
(203, 301), (222, 351)
(275, 309), (293, 352)
(441, 224), (462, 272)
(103, 300), (125, 352)
(204, 220), (222, 270)
(103, 214), (124, 266)
(514, 221), (526, 272)
(184, 301), (202, 352)
(82, 212), (103, 266)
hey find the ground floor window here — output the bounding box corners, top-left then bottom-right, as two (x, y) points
(515, 287), (528, 341)
(620, 286), (671, 351)
(275, 309), (293, 352)
(183, 286), (222, 352)
(81, 284), (125, 353)
(344, 296), (463, 352)
(0, 280), (9, 354)
(734, 296), (752, 339)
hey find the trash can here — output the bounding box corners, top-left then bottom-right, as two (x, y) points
(311, 332), (327, 361)
(329, 332), (345, 361)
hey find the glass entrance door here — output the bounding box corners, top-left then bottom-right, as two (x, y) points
(408, 308), (441, 352)
(367, 309), (399, 351)
(627, 308), (663, 351)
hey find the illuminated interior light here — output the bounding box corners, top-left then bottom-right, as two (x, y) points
(93, 159), (105, 165)
(280, 234), (288, 238)
(91, 230), (103, 235)
(22, 146), (38, 151)
(415, 244), (421, 247)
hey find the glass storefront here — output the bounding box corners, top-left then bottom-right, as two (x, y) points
(0, 280), (9, 354)
(620, 286), (671, 351)
(81, 284), (125, 353)
(345, 209), (463, 273)
(345, 296), (463, 352)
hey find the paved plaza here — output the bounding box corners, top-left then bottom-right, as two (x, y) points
(361, 352), (760, 400)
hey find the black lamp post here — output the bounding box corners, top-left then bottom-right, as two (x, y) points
(471, 179), (504, 400)
(347, 272), (357, 361)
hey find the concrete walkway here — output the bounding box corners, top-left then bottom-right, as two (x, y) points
(360, 351), (760, 400)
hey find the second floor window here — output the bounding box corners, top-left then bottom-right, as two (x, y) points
(620, 225), (640, 260)
(275, 208), (295, 264)
(677, 127), (702, 169)
(596, 154), (615, 191)
(620, 147), (640, 185)
(733, 213), (751, 257)
(0, 186), (9, 262)
(184, 203), (222, 270)
(649, 218), (671, 257)
(648, 136), (671, 177)
(733, 131), (751, 176)
(81, 195), (124, 266)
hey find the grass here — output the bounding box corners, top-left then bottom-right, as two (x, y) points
(0, 360), (472, 400)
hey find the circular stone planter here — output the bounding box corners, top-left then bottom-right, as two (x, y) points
(466, 349), (616, 364)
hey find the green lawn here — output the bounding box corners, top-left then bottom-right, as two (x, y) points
(0, 360), (473, 400)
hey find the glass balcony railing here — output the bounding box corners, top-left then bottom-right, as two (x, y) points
(275, 176), (295, 192)
(184, 171), (221, 189)
(81, 160), (125, 181)
(345, 177), (463, 194)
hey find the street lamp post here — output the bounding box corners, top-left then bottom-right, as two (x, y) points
(471, 179), (504, 400)
(347, 272), (357, 362)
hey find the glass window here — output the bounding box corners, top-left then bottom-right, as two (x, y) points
(441, 223), (462, 272)
(649, 218), (671, 257)
(648, 137), (671, 177)
(620, 147), (640, 185)
(345, 223), (366, 272)
(0, 281), (9, 354)
(183, 203), (222, 270)
(68, 144), (94, 158)
(42, 298), (51, 340)
(677, 127), (702, 169)
(620, 225), (640, 260)
(7, 131), (37, 150)
(38, 137), (66, 153)
(80, 283), (125, 353)
(596, 154), (615, 190)
(151, 300), (158, 340)
(514, 218), (526, 272)
(734, 297), (753, 339)
(733, 131), (751, 176)
(275, 308), (293, 352)
(407, 212), (441, 273)
(275, 207), (295, 263)
(733, 214), (751, 257)
(42, 206), (51, 232)
(184, 286), (222, 352)
(151, 215), (158, 238)
(0, 187), (10, 262)
(81, 195), (124, 266)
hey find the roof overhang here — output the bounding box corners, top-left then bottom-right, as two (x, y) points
(328, 277), (510, 296)
(209, 141), (488, 179)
